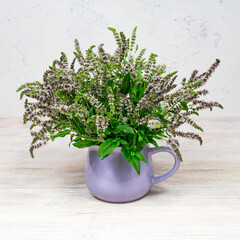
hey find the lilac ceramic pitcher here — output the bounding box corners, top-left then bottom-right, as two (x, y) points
(85, 145), (180, 203)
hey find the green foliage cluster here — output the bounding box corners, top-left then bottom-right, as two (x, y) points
(17, 27), (223, 174)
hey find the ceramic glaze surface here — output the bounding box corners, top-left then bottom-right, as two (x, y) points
(85, 145), (180, 203)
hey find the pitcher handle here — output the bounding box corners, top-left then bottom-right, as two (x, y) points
(148, 146), (181, 184)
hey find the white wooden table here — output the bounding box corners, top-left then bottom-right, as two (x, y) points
(0, 117), (239, 239)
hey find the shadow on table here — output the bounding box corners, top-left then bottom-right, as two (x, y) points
(148, 185), (168, 196)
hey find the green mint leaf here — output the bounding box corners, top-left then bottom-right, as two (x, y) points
(135, 152), (146, 163)
(98, 138), (120, 158)
(137, 67), (142, 82)
(23, 114), (27, 124)
(180, 101), (188, 112)
(121, 147), (141, 175)
(71, 115), (85, 135)
(192, 78), (203, 87)
(188, 90), (198, 95)
(115, 125), (135, 134)
(136, 141), (146, 152)
(138, 130), (149, 142)
(52, 130), (71, 141)
(120, 73), (131, 94)
(57, 71), (62, 78)
(156, 114), (168, 125)
(16, 87), (22, 92)
(133, 133), (137, 146)
(73, 140), (98, 148)
(132, 84), (138, 97)
(151, 134), (162, 140)
(89, 107), (94, 117)
(129, 156), (141, 175)
(30, 124), (37, 130)
(138, 135), (143, 142)
(30, 91), (37, 97)
(118, 139), (128, 145)
(108, 27), (116, 32)
(55, 119), (68, 128)
(149, 138), (159, 148)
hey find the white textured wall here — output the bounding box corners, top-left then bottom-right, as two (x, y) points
(1, 0), (239, 117)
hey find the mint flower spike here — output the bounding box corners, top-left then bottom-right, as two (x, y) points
(17, 26), (223, 174)
(108, 27), (122, 48)
(80, 93), (106, 114)
(107, 86), (116, 115)
(74, 39), (84, 61)
(98, 44), (108, 63)
(96, 115), (109, 136)
(115, 94), (124, 115)
(60, 52), (68, 69)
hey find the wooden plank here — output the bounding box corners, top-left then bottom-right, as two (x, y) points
(0, 117), (239, 239)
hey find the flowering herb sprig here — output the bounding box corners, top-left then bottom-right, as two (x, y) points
(17, 27), (223, 174)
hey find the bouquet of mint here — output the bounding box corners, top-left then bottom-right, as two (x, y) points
(17, 27), (223, 174)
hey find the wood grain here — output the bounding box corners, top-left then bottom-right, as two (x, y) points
(0, 117), (239, 240)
